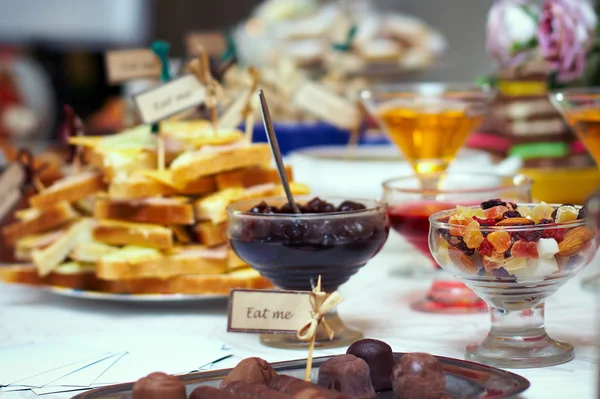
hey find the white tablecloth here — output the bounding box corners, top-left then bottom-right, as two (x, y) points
(0, 233), (598, 399)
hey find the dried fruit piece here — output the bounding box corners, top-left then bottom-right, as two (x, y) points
(558, 226), (596, 256)
(551, 204), (575, 220)
(448, 214), (477, 236)
(448, 248), (477, 274)
(517, 205), (532, 219)
(538, 219), (566, 241)
(513, 257), (559, 282)
(531, 202), (553, 223)
(514, 230), (542, 242)
(487, 231), (512, 252)
(578, 206), (587, 220)
(473, 216), (497, 226)
(511, 240), (539, 258)
(555, 206), (579, 223)
(478, 238), (494, 256)
(502, 210), (521, 219)
(503, 257), (528, 273)
(536, 238), (559, 258)
(484, 205), (510, 219)
(463, 226), (484, 249)
(456, 205), (484, 218)
(481, 199), (507, 210)
(496, 217), (535, 226)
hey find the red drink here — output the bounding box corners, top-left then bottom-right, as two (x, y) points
(388, 201), (458, 263)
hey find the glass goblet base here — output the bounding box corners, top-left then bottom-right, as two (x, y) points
(411, 279), (488, 314)
(259, 310), (363, 349)
(466, 303), (574, 368)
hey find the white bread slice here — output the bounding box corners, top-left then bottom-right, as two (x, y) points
(96, 245), (227, 280)
(110, 173), (215, 199)
(170, 143), (272, 187)
(0, 262), (97, 290)
(68, 124), (153, 149)
(105, 267), (272, 295)
(70, 241), (119, 263)
(33, 218), (94, 276)
(29, 171), (105, 209)
(160, 123), (243, 149)
(92, 219), (174, 250)
(91, 148), (157, 182)
(2, 202), (78, 244)
(73, 197), (95, 216)
(194, 182), (311, 224)
(14, 228), (68, 262)
(94, 197), (194, 225)
(194, 222), (227, 247)
(215, 165), (293, 190)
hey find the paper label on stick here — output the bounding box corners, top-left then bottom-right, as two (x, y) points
(0, 162), (26, 222)
(186, 32), (226, 56)
(134, 74), (207, 124)
(292, 81), (361, 129)
(227, 289), (313, 333)
(105, 49), (161, 84)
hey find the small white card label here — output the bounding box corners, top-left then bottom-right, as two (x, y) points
(105, 49), (161, 84)
(134, 74), (207, 124)
(292, 81), (361, 130)
(227, 289), (313, 334)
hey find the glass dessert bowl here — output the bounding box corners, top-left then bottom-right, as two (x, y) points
(429, 201), (598, 368)
(383, 172), (533, 314)
(227, 196), (390, 349)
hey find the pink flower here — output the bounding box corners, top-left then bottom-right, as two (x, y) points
(486, 0), (539, 67)
(538, 0), (597, 82)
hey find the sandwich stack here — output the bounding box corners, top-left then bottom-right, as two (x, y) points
(0, 121), (310, 295)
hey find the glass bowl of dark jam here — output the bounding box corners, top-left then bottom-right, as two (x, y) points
(227, 196), (389, 349)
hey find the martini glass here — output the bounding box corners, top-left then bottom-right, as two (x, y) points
(360, 82), (495, 190)
(549, 88), (600, 291)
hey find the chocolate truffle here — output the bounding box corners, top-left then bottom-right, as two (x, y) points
(318, 354), (376, 399)
(132, 372), (186, 399)
(269, 375), (348, 399)
(220, 357), (277, 388)
(224, 380), (291, 399)
(391, 353), (445, 399)
(347, 338), (395, 391)
(190, 386), (236, 399)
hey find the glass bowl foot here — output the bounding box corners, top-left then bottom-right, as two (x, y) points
(411, 280), (487, 314)
(465, 334), (574, 369)
(259, 310), (363, 349)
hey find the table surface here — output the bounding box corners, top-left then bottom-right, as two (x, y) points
(0, 233), (598, 399)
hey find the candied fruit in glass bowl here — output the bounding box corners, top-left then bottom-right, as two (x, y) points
(428, 201), (598, 369)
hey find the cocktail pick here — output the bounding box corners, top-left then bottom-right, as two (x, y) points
(188, 45), (225, 134)
(297, 275), (344, 381)
(60, 105), (84, 173)
(258, 89), (301, 214)
(151, 40), (171, 171)
(16, 148), (47, 192)
(241, 67), (261, 143)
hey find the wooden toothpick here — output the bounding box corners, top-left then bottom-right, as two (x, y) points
(151, 40), (172, 171)
(296, 275), (344, 382)
(242, 67), (261, 143)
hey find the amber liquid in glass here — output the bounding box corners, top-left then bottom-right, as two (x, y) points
(568, 109), (600, 164)
(377, 104), (483, 173)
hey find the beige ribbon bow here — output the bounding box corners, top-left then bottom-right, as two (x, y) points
(297, 278), (344, 342)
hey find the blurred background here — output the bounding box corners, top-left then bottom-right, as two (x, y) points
(0, 0), (493, 141)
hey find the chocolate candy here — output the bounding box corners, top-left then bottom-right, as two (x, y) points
(318, 355), (376, 399)
(132, 372), (186, 399)
(293, 388), (329, 399)
(190, 386), (236, 399)
(269, 375), (349, 399)
(346, 338), (395, 391)
(391, 353), (445, 399)
(220, 357), (277, 388)
(224, 380), (291, 399)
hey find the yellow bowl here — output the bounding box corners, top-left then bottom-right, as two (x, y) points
(522, 167), (600, 205)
